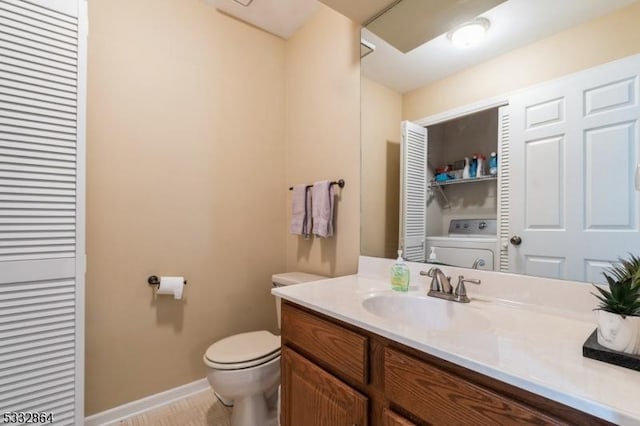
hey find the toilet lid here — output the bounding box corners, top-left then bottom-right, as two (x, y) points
(205, 331), (280, 365)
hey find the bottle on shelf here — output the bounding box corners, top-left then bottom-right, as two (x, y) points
(477, 154), (486, 177)
(462, 157), (471, 179)
(489, 152), (498, 176)
(470, 154), (478, 178)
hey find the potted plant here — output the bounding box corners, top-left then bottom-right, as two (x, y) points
(592, 254), (640, 355)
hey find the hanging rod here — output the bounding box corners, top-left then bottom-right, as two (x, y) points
(289, 179), (345, 191)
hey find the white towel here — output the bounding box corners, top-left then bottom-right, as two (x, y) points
(312, 180), (335, 238)
(289, 184), (311, 238)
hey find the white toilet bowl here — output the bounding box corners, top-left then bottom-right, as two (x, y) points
(204, 330), (281, 426)
(203, 272), (326, 426)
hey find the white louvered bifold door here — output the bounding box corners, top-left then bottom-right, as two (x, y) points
(400, 121), (427, 262)
(0, 0), (85, 424)
(497, 106), (510, 272)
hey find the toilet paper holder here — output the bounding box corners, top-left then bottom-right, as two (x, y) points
(148, 275), (187, 286)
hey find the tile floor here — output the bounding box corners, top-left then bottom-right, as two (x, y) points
(117, 390), (231, 426)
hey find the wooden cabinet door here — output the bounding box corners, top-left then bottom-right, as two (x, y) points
(382, 408), (416, 426)
(281, 346), (367, 426)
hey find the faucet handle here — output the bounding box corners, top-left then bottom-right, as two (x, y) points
(454, 275), (481, 303)
(421, 268), (438, 277)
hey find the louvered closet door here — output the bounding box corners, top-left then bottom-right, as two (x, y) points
(400, 121), (427, 262)
(497, 106), (510, 272)
(0, 0), (85, 424)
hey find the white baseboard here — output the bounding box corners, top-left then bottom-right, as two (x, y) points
(84, 378), (210, 426)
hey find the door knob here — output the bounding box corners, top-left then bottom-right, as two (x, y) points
(510, 235), (522, 246)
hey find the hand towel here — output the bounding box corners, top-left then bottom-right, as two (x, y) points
(303, 188), (312, 239)
(289, 184), (311, 238)
(312, 180), (335, 238)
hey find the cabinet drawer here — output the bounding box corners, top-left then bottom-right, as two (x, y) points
(281, 302), (368, 384)
(384, 347), (563, 425)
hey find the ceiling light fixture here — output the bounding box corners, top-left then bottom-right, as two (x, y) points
(448, 18), (491, 48)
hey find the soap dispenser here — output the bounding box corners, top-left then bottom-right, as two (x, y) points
(428, 247), (437, 263)
(390, 250), (410, 292)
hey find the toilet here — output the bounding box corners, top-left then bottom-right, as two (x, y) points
(203, 272), (326, 426)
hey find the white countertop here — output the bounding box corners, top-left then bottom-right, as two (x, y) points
(273, 258), (640, 425)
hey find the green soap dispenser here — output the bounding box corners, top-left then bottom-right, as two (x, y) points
(390, 249), (410, 292)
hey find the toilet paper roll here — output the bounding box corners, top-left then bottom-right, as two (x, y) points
(156, 276), (184, 300)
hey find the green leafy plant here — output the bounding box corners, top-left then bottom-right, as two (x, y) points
(592, 254), (640, 318)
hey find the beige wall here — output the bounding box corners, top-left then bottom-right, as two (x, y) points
(86, 0), (286, 414)
(284, 6), (361, 277)
(403, 1), (640, 120)
(361, 78), (402, 258)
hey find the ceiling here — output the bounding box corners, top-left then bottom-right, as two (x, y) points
(316, 0), (398, 25)
(205, 0), (320, 39)
(362, 0), (638, 93)
(206, 0), (638, 94)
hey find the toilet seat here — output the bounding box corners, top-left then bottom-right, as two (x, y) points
(204, 330), (281, 370)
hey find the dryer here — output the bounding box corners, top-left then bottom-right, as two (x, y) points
(426, 219), (498, 271)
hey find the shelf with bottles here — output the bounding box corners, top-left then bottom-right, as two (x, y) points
(428, 175), (497, 189)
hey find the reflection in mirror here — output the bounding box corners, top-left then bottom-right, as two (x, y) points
(361, 0), (640, 283)
(364, 0), (506, 53)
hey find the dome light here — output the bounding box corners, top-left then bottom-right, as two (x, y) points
(448, 18), (490, 48)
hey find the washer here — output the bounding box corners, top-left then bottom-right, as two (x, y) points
(426, 219), (497, 271)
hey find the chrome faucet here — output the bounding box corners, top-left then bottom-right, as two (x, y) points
(471, 258), (486, 269)
(419, 267), (481, 303)
(422, 267), (452, 293)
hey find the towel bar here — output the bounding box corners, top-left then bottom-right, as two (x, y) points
(288, 179), (345, 191)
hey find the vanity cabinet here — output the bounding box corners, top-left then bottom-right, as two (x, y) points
(280, 301), (612, 426)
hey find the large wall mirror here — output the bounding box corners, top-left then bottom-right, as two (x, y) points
(360, 0), (640, 283)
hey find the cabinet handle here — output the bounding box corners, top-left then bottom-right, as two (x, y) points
(510, 235), (522, 246)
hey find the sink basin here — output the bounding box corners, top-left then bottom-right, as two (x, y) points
(362, 294), (492, 332)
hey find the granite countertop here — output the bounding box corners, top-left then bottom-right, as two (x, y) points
(272, 266), (640, 426)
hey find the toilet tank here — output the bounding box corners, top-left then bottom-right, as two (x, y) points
(272, 272), (326, 329)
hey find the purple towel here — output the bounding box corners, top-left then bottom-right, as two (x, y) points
(312, 181), (335, 238)
(289, 184), (311, 238)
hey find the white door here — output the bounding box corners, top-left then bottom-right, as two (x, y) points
(508, 55), (640, 282)
(0, 0), (86, 424)
(400, 121), (427, 262)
